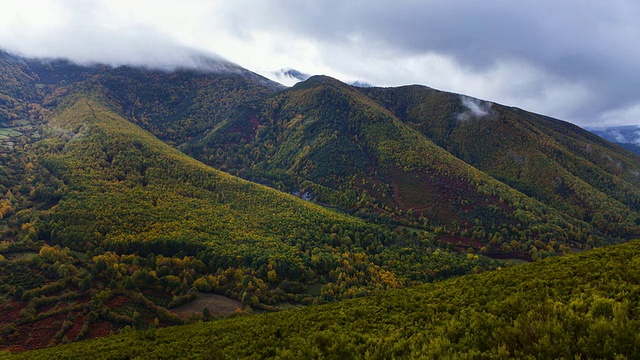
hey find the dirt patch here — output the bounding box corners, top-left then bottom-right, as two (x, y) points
(0, 301), (27, 324)
(439, 235), (485, 249)
(105, 294), (131, 309)
(65, 315), (86, 341)
(87, 320), (113, 339)
(486, 252), (532, 262)
(171, 294), (241, 317)
(24, 313), (66, 349)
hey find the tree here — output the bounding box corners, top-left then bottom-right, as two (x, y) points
(79, 276), (92, 291)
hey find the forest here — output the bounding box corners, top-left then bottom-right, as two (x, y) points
(0, 75), (495, 351)
(7, 239), (640, 359)
(1, 50), (640, 356)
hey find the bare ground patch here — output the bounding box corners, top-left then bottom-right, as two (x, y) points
(171, 294), (241, 317)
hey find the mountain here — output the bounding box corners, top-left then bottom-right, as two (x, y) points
(268, 68), (373, 88)
(360, 85), (640, 239)
(2, 49), (640, 354)
(0, 51), (493, 351)
(185, 76), (640, 259)
(350, 80), (374, 88)
(21, 55), (284, 146)
(269, 68), (311, 86)
(588, 125), (640, 155)
(15, 239), (640, 359)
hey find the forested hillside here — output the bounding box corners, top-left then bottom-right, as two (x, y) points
(10, 239), (640, 359)
(2, 49), (640, 354)
(362, 85), (640, 238)
(185, 76), (639, 260)
(0, 53), (494, 351)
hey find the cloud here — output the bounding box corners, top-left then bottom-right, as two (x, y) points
(610, 131), (627, 143)
(217, 0), (640, 126)
(1, 0), (639, 127)
(600, 103), (640, 127)
(0, 0), (234, 71)
(457, 96), (492, 121)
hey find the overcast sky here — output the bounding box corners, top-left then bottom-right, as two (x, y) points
(1, 0), (639, 127)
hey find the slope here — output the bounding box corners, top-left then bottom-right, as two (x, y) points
(361, 85), (640, 240)
(0, 78), (494, 350)
(12, 239), (640, 359)
(22, 55), (282, 146)
(35, 85), (493, 293)
(185, 76), (607, 259)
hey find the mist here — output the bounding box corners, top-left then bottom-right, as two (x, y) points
(0, 0), (239, 73)
(2, 0), (640, 127)
(457, 96), (492, 121)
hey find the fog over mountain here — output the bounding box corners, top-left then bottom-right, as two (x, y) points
(1, 0), (639, 127)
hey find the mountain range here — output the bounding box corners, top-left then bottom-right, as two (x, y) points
(588, 125), (640, 155)
(0, 49), (639, 357)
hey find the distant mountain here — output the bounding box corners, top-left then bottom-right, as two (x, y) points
(269, 68), (311, 86)
(588, 125), (640, 155)
(350, 80), (374, 88)
(269, 67), (373, 88)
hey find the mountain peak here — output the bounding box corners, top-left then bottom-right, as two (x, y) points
(268, 68), (311, 86)
(291, 75), (351, 91)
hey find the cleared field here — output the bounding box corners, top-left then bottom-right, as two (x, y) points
(171, 294), (241, 317)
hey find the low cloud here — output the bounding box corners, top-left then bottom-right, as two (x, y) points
(457, 96), (492, 121)
(0, 0), (236, 72)
(1, 0), (640, 127)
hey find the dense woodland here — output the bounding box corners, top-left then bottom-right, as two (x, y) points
(1, 51), (640, 356)
(0, 58), (494, 351)
(186, 76), (640, 259)
(7, 240), (640, 359)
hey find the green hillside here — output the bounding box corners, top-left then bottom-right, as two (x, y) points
(10, 239), (640, 359)
(185, 76), (618, 259)
(22, 57), (281, 146)
(2, 50), (640, 355)
(362, 85), (640, 239)
(0, 67), (493, 350)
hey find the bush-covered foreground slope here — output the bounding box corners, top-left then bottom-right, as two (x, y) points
(8, 240), (640, 359)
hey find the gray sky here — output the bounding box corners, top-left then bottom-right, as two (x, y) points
(1, 0), (639, 127)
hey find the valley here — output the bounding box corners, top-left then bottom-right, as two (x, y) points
(0, 50), (638, 358)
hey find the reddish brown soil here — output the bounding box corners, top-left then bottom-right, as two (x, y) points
(486, 252), (532, 262)
(384, 164), (476, 224)
(105, 294), (131, 309)
(23, 313), (66, 349)
(65, 315), (86, 341)
(86, 320), (114, 339)
(0, 300), (27, 324)
(225, 114), (260, 143)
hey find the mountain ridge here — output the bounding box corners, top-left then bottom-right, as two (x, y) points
(186, 74), (639, 259)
